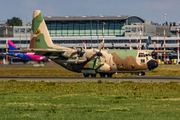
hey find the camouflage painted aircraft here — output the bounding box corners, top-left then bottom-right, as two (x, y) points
(10, 10), (160, 77)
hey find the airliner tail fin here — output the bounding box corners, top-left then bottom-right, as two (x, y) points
(8, 40), (18, 50)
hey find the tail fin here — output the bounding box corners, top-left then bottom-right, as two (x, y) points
(8, 40), (18, 50)
(30, 10), (55, 49)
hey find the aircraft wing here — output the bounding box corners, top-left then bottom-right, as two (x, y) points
(9, 49), (65, 56)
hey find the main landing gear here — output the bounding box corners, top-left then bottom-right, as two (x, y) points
(138, 72), (145, 76)
(83, 73), (113, 78)
(100, 73), (113, 77)
(83, 74), (97, 77)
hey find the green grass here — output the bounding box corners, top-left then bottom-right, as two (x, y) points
(0, 80), (180, 119)
(1, 65), (180, 77)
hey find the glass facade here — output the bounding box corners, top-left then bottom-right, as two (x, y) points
(14, 27), (31, 34)
(125, 27), (143, 33)
(14, 28), (19, 34)
(45, 16), (144, 37)
(127, 17), (143, 25)
(45, 20), (127, 37)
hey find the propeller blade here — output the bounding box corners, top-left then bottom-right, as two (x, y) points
(93, 49), (106, 61)
(151, 51), (157, 56)
(96, 58), (99, 65)
(102, 55), (106, 59)
(82, 54), (87, 61)
(75, 56), (79, 64)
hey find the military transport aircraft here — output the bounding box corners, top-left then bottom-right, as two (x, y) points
(10, 10), (160, 77)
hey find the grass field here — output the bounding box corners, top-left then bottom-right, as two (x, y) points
(0, 80), (180, 119)
(0, 65), (180, 119)
(0, 65), (180, 77)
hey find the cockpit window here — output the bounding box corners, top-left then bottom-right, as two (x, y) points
(139, 53), (145, 57)
(145, 54), (151, 56)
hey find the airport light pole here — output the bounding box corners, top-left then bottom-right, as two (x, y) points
(6, 24), (8, 60)
(157, 33), (159, 60)
(164, 14), (166, 24)
(103, 22), (105, 49)
(91, 20), (92, 48)
(177, 28), (179, 64)
(136, 34), (138, 50)
(164, 25), (166, 61)
(129, 35), (132, 50)
(140, 26), (142, 50)
(164, 13), (166, 62)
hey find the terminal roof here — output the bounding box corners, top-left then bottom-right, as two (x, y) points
(44, 15), (144, 22)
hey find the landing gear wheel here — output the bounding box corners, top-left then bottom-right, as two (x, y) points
(83, 74), (89, 77)
(138, 72), (142, 76)
(100, 73), (106, 77)
(138, 72), (145, 76)
(91, 74), (96, 77)
(142, 72), (145, 76)
(107, 73), (113, 77)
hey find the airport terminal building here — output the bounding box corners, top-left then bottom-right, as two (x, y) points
(43, 15), (144, 37)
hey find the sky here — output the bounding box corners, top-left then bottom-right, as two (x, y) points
(0, 0), (180, 25)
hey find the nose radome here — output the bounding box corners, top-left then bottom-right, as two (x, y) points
(147, 60), (158, 70)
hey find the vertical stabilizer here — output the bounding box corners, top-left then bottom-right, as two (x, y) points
(8, 40), (18, 50)
(30, 10), (55, 49)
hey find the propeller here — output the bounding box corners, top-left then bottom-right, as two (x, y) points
(151, 50), (157, 59)
(93, 49), (106, 65)
(74, 47), (87, 64)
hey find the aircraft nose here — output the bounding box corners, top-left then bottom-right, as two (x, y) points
(147, 60), (158, 70)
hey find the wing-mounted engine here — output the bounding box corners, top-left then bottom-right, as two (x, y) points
(74, 48), (87, 64)
(68, 46), (87, 64)
(93, 49), (106, 65)
(11, 53), (17, 56)
(151, 50), (157, 59)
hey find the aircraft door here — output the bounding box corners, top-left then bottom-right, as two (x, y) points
(108, 55), (116, 71)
